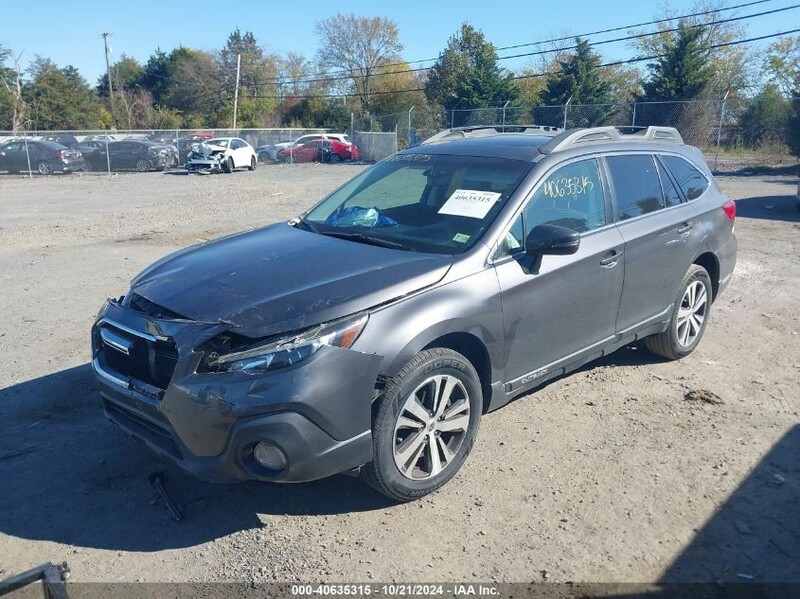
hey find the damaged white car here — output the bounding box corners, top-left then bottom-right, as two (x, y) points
(186, 137), (257, 174)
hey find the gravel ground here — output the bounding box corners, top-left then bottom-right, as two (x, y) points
(0, 165), (798, 585)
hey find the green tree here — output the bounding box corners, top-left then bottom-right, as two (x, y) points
(425, 23), (517, 126)
(737, 84), (791, 148)
(632, 1), (754, 95)
(218, 29), (279, 126)
(314, 14), (403, 114)
(540, 38), (616, 126)
(23, 57), (105, 129)
(764, 35), (800, 97)
(642, 21), (713, 101)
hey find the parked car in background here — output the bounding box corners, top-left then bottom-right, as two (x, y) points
(81, 140), (177, 172)
(91, 125), (737, 501)
(42, 134), (79, 148)
(278, 139), (359, 163)
(199, 138), (258, 172)
(262, 133), (353, 162)
(0, 140), (85, 174)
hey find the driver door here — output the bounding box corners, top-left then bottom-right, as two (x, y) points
(493, 157), (625, 391)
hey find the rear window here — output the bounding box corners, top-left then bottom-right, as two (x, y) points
(661, 155), (708, 200)
(606, 155), (665, 220)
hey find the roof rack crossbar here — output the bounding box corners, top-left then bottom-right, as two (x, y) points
(539, 126), (683, 154)
(420, 124), (562, 145)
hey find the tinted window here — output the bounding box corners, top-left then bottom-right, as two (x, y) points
(525, 158), (607, 233)
(498, 158), (606, 257)
(606, 155), (664, 220)
(661, 155), (708, 200)
(230, 139), (244, 149)
(655, 159), (682, 207)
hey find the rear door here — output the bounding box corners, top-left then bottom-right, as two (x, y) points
(494, 156), (625, 390)
(605, 153), (701, 336)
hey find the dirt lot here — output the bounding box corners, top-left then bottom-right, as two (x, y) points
(0, 165), (798, 585)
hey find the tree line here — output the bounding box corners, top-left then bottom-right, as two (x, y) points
(1, 5), (798, 154)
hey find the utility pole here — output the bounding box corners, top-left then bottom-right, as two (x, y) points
(101, 32), (114, 123)
(232, 53), (241, 130)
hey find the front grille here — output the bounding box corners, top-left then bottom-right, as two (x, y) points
(104, 400), (182, 460)
(97, 322), (178, 392)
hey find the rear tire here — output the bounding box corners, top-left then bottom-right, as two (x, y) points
(135, 159), (150, 172)
(362, 348), (482, 502)
(644, 264), (712, 360)
(37, 161), (53, 175)
(328, 153), (341, 164)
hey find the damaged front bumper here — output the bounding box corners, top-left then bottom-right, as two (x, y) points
(91, 300), (382, 483)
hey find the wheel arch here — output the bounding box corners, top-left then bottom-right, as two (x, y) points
(693, 252), (720, 301)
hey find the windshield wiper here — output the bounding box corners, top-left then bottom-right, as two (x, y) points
(319, 230), (417, 252)
(294, 217), (319, 233)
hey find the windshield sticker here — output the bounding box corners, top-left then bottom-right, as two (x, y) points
(438, 189), (502, 219)
(452, 233), (471, 243)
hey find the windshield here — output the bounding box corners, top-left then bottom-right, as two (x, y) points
(303, 153), (532, 254)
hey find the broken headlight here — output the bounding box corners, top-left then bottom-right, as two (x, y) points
(204, 313), (368, 374)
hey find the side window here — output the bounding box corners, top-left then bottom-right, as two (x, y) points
(231, 139), (244, 149)
(496, 158), (606, 257)
(661, 155), (709, 200)
(655, 159), (682, 207)
(606, 155), (664, 220)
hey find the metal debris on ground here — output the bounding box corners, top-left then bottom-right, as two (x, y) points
(148, 470), (183, 522)
(0, 561), (70, 598)
(684, 389), (724, 405)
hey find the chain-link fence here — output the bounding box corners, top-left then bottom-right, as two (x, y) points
(2, 97), (797, 177)
(400, 97), (799, 167)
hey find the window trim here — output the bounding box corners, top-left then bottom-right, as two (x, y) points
(489, 154), (612, 264)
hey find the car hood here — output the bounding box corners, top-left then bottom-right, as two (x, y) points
(130, 223), (452, 338)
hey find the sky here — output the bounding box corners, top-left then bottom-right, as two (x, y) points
(1, 0), (797, 86)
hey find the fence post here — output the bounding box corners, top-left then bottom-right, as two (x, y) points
(714, 91), (729, 173)
(450, 109), (455, 129)
(501, 100), (509, 129)
(408, 106), (415, 147)
(23, 133), (32, 178)
(105, 130), (111, 176)
(631, 102), (637, 127)
(563, 96), (572, 129)
(350, 112), (354, 137)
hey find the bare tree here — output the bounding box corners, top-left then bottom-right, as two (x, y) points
(314, 14), (403, 113)
(1, 46), (27, 134)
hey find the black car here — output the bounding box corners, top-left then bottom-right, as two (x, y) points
(81, 140), (177, 172)
(42, 134), (80, 148)
(0, 140), (85, 175)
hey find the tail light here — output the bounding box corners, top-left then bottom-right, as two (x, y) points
(722, 199), (736, 222)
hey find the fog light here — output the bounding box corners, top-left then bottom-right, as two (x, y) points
(253, 442), (287, 471)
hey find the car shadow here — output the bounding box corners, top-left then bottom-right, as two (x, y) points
(0, 364), (394, 552)
(734, 195), (800, 223)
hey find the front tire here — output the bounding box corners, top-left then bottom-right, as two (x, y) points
(644, 264), (712, 360)
(223, 157), (234, 173)
(135, 159), (150, 172)
(248, 156), (257, 171)
(362, 348), (482, 502)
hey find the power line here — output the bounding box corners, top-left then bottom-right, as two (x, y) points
(265, 0), (781, 87)
(247, 27), (800, 100)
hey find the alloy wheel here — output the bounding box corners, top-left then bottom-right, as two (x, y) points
(393, 375), (470, 480)
(676, 280), (707, 347)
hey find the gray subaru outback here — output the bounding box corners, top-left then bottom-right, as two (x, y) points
(92, 125), (737, 501)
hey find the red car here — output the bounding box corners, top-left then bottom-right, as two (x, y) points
(278, 139), (359, 163)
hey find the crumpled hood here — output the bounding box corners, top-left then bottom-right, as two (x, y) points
(131, 223), (452, 338)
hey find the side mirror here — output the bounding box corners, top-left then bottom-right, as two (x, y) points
(525, 224), (581, 257)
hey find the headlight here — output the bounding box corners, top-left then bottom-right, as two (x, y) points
(206, 313), (368, 374)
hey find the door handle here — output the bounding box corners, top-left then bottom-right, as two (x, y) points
(677, 222), (693, 235)
(599, 250), (622, 267)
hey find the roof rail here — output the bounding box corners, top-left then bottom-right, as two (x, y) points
(539, 126), (684, 154)
(420, 124), (562, 145)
